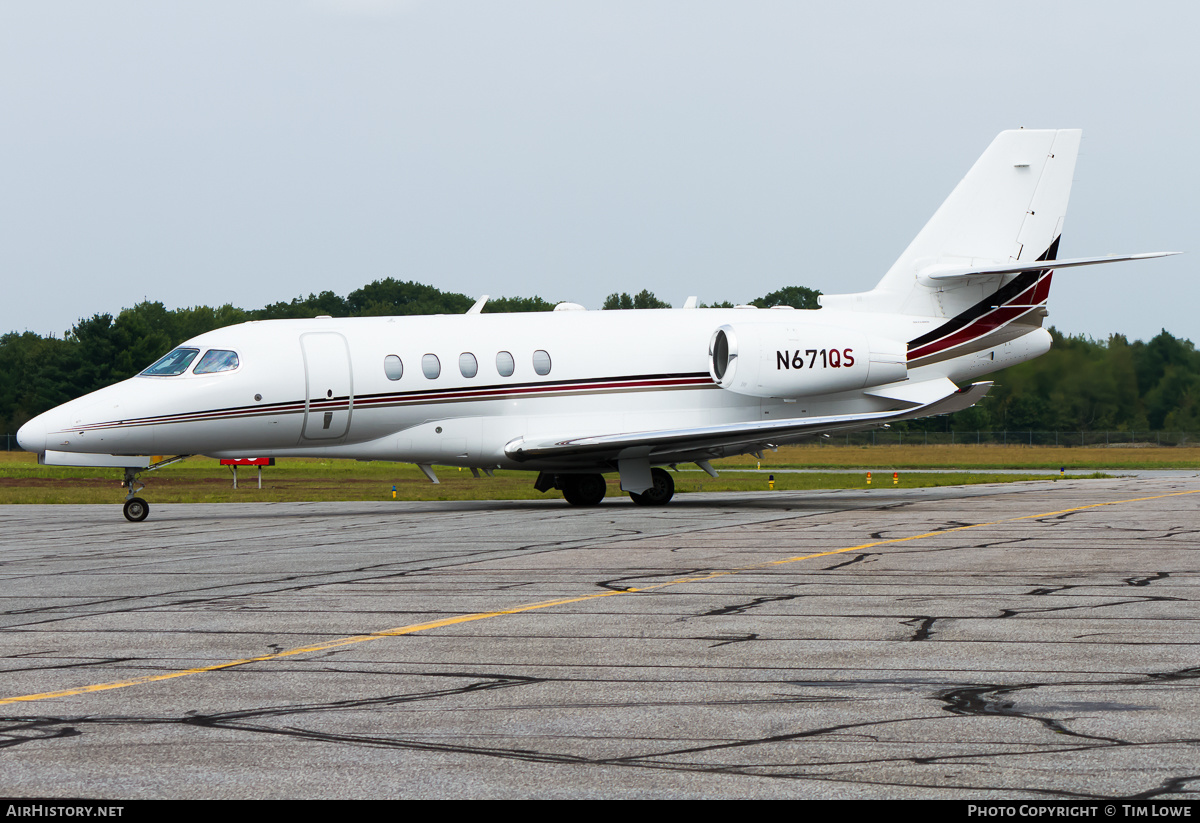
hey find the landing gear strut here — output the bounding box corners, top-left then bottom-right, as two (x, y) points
(123, 496), (149, 522)
(122, 466), (149, 522)
(629, 467), (675, 506)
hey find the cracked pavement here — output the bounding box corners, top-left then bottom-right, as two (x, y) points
(0, 477), (1197, 798)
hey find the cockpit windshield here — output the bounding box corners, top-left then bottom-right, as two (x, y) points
(141, 348), (200, 377)
(140, 347), (241, 377)
(193, 349), (240, 374)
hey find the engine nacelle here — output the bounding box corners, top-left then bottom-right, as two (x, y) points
(708, 323), (907, 399)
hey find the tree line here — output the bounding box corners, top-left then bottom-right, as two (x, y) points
(899, 327), (1200, 434)
(2, 279), (1196, 436)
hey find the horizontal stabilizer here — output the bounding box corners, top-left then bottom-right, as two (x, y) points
(921, 252), (1178, 281)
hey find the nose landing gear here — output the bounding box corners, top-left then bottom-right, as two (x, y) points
(119, 456), (190, 523)
(123, 495), (149, 522)
(122, 466), (151, 522)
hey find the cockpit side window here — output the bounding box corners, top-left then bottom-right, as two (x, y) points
(141, 348), (200, 376)
(193, 349), (240, 375)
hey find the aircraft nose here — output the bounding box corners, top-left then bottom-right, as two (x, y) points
(16, 415), (47, 453)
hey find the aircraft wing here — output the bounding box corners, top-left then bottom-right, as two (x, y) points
(505, 381), (992, 466)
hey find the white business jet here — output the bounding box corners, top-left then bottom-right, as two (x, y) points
(17, 129), (1174, 521)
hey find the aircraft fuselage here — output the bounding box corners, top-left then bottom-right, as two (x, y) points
(17, 306), (1049, 472)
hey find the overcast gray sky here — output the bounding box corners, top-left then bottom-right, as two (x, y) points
(1, 1), (1194, 342)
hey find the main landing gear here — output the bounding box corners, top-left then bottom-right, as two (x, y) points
(629, 467), (675, 506)
(558, 473), (608, 506)
(535, 472), (609, 506)
(535, 467), (675, 507)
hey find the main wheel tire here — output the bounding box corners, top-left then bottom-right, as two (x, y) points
(561, 478), (582, 505)
(628, 467), (675, 506)
(561, 473), (606, 506)
(123, 497), (149, 522)
(573, 473), (606, 506)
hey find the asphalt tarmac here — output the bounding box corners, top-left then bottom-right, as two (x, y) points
(1, 476), (1198, 799)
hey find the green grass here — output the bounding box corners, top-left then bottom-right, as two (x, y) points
(0, 451), (1100, 504)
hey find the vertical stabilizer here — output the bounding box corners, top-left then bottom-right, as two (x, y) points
(821, 129), (1081, 318)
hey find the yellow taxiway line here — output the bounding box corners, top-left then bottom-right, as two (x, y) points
(3, 488), (1196, 706)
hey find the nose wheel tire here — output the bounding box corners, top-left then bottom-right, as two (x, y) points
(123, 497), (150, 522)
(629, 467), (675, 506)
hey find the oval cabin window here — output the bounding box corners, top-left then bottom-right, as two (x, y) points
(496, 351), (515, 377)
(532, 350), (552, 376)
(422, 354), (441, 379)
(384, 355), (404, 381)
(459, 352), (478, 378)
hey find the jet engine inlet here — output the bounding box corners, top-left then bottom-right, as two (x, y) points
(710, 327), (734, 381)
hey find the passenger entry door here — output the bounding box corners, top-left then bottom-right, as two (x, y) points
(300, 332), (353, 440)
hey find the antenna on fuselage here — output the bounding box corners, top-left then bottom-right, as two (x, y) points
(467, 295), (489, 314)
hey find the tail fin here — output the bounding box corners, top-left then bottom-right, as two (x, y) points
(821, 128), (1081, 318)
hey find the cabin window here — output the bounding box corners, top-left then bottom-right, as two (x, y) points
(384, 355), (404, 381)
(141, 348), (200, 377)
(459, 352), (478, 378)
(496, 351), (515, 377)
(533, 349), (552, 375)
(193, 349), (240, 375)
(422, 354), (441, 379)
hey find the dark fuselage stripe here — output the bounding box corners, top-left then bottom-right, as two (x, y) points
(908, 273), (1050, 362)
(69, 373), (716, 431)
(906, 237), (1059, 361)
